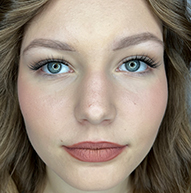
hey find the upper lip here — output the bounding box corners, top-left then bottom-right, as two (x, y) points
(63, 141), (127, 149)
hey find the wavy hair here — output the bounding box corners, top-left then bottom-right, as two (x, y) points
(0, 0), (191, 193)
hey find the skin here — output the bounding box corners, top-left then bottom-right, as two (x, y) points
(18, 0), (168, 193)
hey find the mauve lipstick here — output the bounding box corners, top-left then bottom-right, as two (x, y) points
(63, 141), (126, 162)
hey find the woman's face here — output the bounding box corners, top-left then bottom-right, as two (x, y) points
(18, 0), (168, 192)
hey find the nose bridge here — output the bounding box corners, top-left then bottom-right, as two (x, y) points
(85, 71), (108, 105)
(75, 70), (116, 125)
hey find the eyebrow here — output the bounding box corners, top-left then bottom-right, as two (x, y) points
(112, 32), (163, 50)
(22, 38), (76, 54)
(23, 32), (163, 54)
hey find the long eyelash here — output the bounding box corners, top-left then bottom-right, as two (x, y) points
(29, 57), (69, 71)
(123, 55), (160, 68)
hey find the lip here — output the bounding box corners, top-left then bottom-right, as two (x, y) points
(63, 141), (127, 162)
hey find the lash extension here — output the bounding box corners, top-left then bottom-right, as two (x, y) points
(29, 57), (70, 71)
(122, 55), (160, 68)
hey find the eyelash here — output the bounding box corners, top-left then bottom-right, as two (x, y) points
(29, 55), (159, 75)
(116, 55), (159, 75)
(29, 57), (70, 71)
(121, 55), (158, 68)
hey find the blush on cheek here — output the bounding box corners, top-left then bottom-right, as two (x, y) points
(143, 81), (168, 143)
(17, 78), (53, 158)
(17, 74), (47, 136)
(135, 76), (168, 138)
(150, 79), (168, 118)
(18, 84), (39, 121)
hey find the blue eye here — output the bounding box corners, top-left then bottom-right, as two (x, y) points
(119, 59), (147, 73)
(29, 59), (72, 75)
(118, 55), (158, 73)
(42, 62), (70, 74)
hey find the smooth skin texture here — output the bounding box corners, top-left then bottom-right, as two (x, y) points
(18, 0), (168, 192)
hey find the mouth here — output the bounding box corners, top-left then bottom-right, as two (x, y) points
(62, 141), (127, 162)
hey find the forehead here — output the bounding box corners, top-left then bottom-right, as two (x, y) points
(22, 0), (162, 51)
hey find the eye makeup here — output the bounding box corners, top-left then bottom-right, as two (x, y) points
(28, 53), (161, 77)
(116, 54), (161, 75)
(29, 57), (71, 71)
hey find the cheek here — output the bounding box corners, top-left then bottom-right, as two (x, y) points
(17, 74), (66, 151)
(17, 78), (46, 146)
(135, 78), (168, 145)
(136, 85), (167, 145)
(117, 76), (168, 170)
(143, 78), (168, 126)
(117, 73), (168, 149)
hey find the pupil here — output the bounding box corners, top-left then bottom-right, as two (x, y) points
(48, 62), (61, 73)
(53, 64), (59, 70)
(129, 62), (136, 68)
(125, 60), (140, 72)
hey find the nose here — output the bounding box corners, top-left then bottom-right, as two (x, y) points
(74, 71), (116, 125)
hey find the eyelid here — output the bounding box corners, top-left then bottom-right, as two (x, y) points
(116, 55), (159, 73)
(120, 55), (158, 68)
(29, 57), (74, 72)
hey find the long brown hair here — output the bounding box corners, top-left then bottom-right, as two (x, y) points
(0, 0), (191, 193)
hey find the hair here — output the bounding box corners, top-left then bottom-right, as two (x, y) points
(0, 0), (191, 193)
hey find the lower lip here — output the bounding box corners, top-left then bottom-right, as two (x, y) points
(63, 146), (126, 162)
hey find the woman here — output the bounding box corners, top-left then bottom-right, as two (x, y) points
(0, 0), (191, 193)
